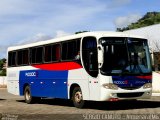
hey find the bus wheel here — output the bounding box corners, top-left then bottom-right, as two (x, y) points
(24, 86), (39, 104)
(72, 87), (85, 108)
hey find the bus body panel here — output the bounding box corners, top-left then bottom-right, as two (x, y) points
(19, 69), (68, 98)
(7, 66), (152, 101)
(7, 68), (20, 95)
(68, 69), (90, 100)
(7, 80), (19, 95)
(67, 69), (101, 101)
(88, 76), (100, 101)
(7, 65), (92, 100)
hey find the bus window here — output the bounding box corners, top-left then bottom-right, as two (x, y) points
(31, 47), (43, 64)
(17, 49), (29, 65)
(62, 39), (80, 61)
(52, 44), (61, 61)
(31, 48), (36, 63)
(44, 44), (61, 62)
(17, 51), (23, 65)
(44, 45), (52, 62)
(68, 41), (76, 60)
(82, 37), (98, 77)
(62, 42), (67, 60)
(36, 47), (43, 63)
(8, 51), (17, 67)
(23, 50), (29, 65)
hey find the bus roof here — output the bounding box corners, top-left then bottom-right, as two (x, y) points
(8, 31), (146, 51)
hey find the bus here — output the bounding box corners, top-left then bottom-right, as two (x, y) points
(7, 31), (152, 108)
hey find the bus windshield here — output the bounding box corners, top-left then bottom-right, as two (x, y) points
(100, 37), (152, 75)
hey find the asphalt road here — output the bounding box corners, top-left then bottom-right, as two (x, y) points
(0, 88), (160, 120)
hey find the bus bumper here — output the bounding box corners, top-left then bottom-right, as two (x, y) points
(100, 87), (152, 101)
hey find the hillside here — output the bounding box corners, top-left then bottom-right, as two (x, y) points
(117, 12), (160, 31)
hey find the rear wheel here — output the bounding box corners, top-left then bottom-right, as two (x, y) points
(72, 87), (85, 108)
(24, 86), (40, 104)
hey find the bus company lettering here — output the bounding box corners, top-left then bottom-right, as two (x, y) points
(114, 80), (128, 85)
(25, 72), (38, 77)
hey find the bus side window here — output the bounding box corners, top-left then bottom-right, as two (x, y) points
(23, 50), (29, 65)
(36, 47), (43, 63)
(62, 42), (68, 60)
(44, 45), (52, 63)
(82, 37), (98, 77)
(17, 50), (23, 65)
(17, 49), (29, 66)
(52, 44), (61, 61)
(62, 39), (81, 62)
(31, 47), (43, 64)
(8, 51), (17, 67)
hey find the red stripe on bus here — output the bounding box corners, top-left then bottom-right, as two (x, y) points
(136, 75), (152, 80)
(32, 62), (82, 71)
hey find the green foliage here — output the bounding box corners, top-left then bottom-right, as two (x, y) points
(0, 69), (6, 76)
(117, 12), (160, 31)
(0, 58), (6, 76)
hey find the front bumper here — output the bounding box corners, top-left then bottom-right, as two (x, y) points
(100, 87), (152, 101)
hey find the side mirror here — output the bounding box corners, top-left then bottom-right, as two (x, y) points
(97, 45), (104, 68)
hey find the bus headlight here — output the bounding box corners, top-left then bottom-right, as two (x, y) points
(143, 83), (152, 89)
(102, 83), (118, 90)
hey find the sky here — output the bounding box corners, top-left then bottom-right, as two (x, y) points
(0, 0), (160, 58)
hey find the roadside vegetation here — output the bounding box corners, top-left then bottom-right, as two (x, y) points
(0, 58), (6, 76)
(117, 12), (160, 31)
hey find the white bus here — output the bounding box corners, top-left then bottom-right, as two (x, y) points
(7, 32), (152, 108)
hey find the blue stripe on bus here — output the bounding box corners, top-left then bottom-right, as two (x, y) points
(19, 70), (68, 99)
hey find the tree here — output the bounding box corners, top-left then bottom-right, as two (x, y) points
(0, 58), (6, 76)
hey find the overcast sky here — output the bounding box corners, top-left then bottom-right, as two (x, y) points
(0, 0), (160, 58)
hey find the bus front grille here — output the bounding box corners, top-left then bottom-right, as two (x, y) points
(117, 92), (144, 98)
(119, 86), (141, 90)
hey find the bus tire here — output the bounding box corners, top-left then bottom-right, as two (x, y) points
(24, 86), (39, 104)
(72, 87), (85, 108)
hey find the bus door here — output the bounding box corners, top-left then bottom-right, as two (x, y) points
(82, 37), (99, 100)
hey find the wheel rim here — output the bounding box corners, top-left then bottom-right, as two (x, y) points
(25, 90), (31, 100)
(74, 91), (82, 103)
